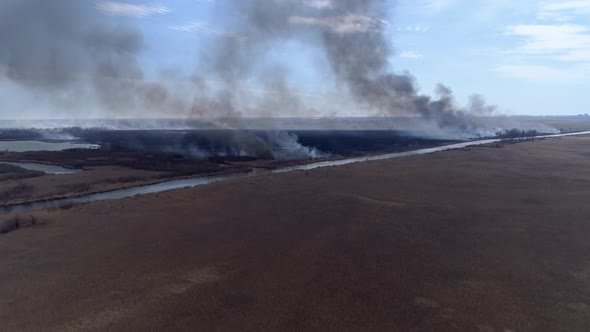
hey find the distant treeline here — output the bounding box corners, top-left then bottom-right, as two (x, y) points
(0, 127), (110, 141)
(495, 129), (539, 139)
(0, 128), (44, 141)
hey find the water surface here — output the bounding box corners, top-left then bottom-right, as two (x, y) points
(1, 131), (589, 217)
(0, 141), (99, 152)
(0, 161), (80, 174)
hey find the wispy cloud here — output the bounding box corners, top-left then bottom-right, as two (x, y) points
(396, 25), (430, 33)
(97, 1), (170, 17)
(505, 24), (590, 61)
(282, 0), (332, 9)
(538, 0), (590, 21)
(289, 15), (388, 33)
(301, 0), (333, 9)
(399, 51), (423, 59)
(493, 64), (587, 83)
(170, 21), (245, 39)
(497, 1), (590, 83)
(419, 0), (457, 13)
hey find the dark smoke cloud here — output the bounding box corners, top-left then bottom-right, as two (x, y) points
(196, 0), (501, 135)
(296, 0), (497, 132)
(0, 0), (179, 117)
(0, 0), (549, 143)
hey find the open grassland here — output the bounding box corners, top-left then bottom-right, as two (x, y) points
(1, 136), (590, 331)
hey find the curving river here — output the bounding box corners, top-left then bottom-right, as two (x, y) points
(0, 161), (81, 174)
(1, 131), (589, 217)
(0, 140), (99, 152)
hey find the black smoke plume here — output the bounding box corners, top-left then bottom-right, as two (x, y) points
(0, 0), (553, 157)
(207, 0), (505, 135)
(0, 0), (151, 113)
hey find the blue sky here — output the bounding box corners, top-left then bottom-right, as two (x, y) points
(392, 0), (590, 116)
(99, 0), (590, 116)
(3, 0), (590, 118)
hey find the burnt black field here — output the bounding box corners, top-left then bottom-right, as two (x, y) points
(65, 129), (456, 158)
(294, 130), (455, 155)
(0, 128), (456, 159)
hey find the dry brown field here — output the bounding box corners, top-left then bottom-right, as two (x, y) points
(1, 136), (590, 331)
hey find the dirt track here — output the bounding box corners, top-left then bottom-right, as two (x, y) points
(2, 136), (590, 331)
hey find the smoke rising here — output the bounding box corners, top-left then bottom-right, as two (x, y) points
(0, 0), (146, 112)
(188, 0), (508, 137)
(0, 0), (555, 158)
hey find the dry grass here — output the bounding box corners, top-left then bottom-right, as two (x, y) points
(1, 136), (590, 331)
(0, 163), (43, 181)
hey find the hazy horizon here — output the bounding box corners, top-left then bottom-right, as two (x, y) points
(1, 0), (589, 123)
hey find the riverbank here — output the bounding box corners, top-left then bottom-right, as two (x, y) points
(0, 147), (252, 206)
(0, 137), (529, 215)
(2, 135), (590, 330)
(0, 166), (170, 206)
(0, 139), (458, 207)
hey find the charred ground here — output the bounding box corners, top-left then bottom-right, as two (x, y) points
(65, 129), (454, 158)
(0, 128), (455, 206)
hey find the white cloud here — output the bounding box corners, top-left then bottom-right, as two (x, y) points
(396, 26), (430, 33)
(289, 15), (387, 33)
(170, 21), (244, 39)
(283, 0), (332, 9)
(399, 51), (423, 59)
(302, 0), (333, 9)
(558, 49), (590, 61)
(97, 1), (170, 17)
(493, 64), (587, 83)
(505, 24), (590, 60)
(495, 1), (590, 83)
(538, 0), (590, 21)
(419, 0), (457, 13)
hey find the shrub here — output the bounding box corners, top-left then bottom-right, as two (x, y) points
(495, 129), (539, 139)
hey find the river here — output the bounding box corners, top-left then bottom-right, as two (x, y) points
(0, 141), (99, 152)
(1, 131), (588, 216)
(0, 161), (80, 174)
